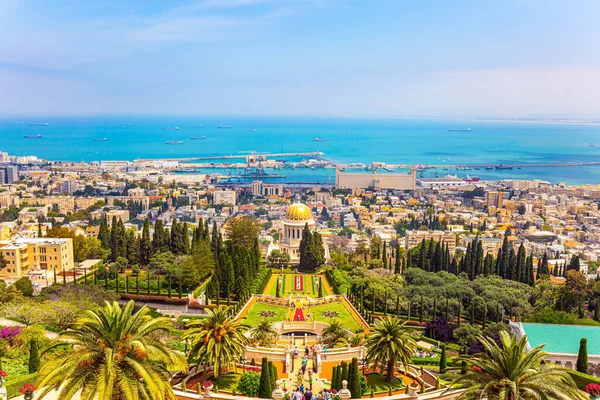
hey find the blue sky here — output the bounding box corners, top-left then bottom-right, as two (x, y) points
(1, 0), (599, 117)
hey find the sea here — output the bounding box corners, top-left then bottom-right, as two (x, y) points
(1, 116), (599, 185)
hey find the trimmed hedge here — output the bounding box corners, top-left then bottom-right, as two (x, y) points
(120, 294), (189, 305)
(568, 370), (600, 390)
(6, 372), (38, 399)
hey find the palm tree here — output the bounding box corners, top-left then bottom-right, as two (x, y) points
(36, 300), (186, 400)
(364, 316), (417, 382)
(321, 320), (350, 347)
(452, 331), (586, 400)
(185, 306), (249, 378)
(249, 319), (279, 347)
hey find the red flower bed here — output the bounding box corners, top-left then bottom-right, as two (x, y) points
(586, 383), (600, 396)
(120, 294), (189, 305)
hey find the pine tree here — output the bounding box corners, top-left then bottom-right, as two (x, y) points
(576, 338), (588, 374)
(28, 339), (40, 373)
(258, 358), (272, 398)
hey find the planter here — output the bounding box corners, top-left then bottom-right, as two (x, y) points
(24, 394), (35, 400)
(203, 382), (214, 396)
(590, 396), (600, 400)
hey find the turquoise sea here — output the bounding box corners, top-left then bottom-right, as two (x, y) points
(0, 116), (599, 185)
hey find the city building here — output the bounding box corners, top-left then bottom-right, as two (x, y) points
(417, 175), (469, 188)
(0, 166), (18, 184)
(463, 237), (503, 256)
(336, 168), (416, 191)
(487, 191), (504, 215)
(106, 209), (130, 223)
(0, 237), (74, 278)
(213, 190), (237, 205)
(405, 230), (457, 254)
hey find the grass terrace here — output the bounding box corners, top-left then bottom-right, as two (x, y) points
(310, 302), (362, 332)
(242, 302), (288, 327)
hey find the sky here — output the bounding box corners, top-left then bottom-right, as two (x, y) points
(1, 0), (599, 118)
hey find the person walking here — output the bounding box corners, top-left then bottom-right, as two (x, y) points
(292, 388), (303, 400)
(304, 389), (313, 400)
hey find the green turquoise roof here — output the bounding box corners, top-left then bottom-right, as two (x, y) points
(521, 323), (600, 355)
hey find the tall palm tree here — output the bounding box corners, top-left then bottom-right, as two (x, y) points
(185, 306), (249, 378)
(321, 320), (350, 347)
(36, 300), (186, 400)
(452, 331), (586, 400)
(364, 317), (417, 382)
(249, 319), (279, 347)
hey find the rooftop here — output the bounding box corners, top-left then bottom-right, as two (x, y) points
(520, 322), (600, 355)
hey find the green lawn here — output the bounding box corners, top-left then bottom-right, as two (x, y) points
(365, 373), (405, 393)
(242, 302), (289, 327)
(310, 302), (361, 332)
(268, 274), (319, 297)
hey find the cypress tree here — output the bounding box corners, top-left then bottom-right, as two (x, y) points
(470, 303), (475, 325)
(98, 218), (110, 249)
(28, 339), (40, 373)
(576, 338), (588, 374)
(318, 277), (323, 298)
(439, 344), (447, 373)
(332, 365), (340, 390)
(348, 358), (361, 398)
(269, 361), (277, 392)
(139, 218), (152, 265)
(341, 360), (348, 383)
(394, 244), (401, 274)
(258, 358), (272, 398)
(539, 253), (549, 276)
(419, 294), (424, 323)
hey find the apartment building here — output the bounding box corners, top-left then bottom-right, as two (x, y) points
(405, 230), (457, 254)
(0, 237), (74, 278)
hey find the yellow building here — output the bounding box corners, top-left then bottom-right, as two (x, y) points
(0, 238), (74, 278)
(405, 230), (457, 254)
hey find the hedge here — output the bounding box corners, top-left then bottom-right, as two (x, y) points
(120, 294), (189, 305)
(6, 372), (38, 399)
(568, 370), (600, 390)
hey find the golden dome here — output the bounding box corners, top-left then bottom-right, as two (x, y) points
(286, 203), (313, 221)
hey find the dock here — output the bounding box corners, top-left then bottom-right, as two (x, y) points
(136, 152), (324, 162)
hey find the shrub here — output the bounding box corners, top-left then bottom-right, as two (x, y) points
(425, 318), (457, 343)
(119, 294), (188, 305)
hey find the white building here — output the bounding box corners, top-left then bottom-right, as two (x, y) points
(213, 190), (237, 206)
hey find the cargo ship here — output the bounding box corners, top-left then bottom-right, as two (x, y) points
(447, 128), (471, 132)
(315, 137), (326, 141)
(93, 138), (107, 142)
(24, 134), (42, 139)
(165, 140), (184, 145)
(29, 123), (49, 126)
(189, 136), (206, 140)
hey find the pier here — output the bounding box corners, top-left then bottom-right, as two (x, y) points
(137, 152), (324, 162)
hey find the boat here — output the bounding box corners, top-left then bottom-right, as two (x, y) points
(464, 175), (480, 183)
(247, 129), (257, 132)
(165, 140), (184, 145)
(495, 165), (513, 170)
(485, 166), (494, 170)
(24, 134), (42, 139)
(162, 127), (180, 131)
(218, 125), (232, 129)
(590, 143), (595, 147)
(314, 137), (326, 141)
(29, 123), (49, 127)
(383, 167), (393, 172)
(447, 128), (471, 132)
(189, 136), (206, 140)
(93, 138), (107, 142)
